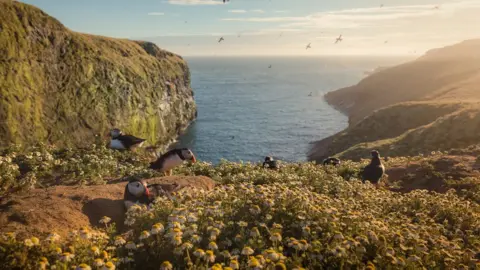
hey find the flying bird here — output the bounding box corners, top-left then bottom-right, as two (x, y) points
(306, 43), (312, 50)
(218, 37), (225, 43)
(380, 4), (384, 8)
(384, 40), (388, 44)
(268, 65), (272, 68)
(433, 5), (440, 9)
(335, 35), (343, 44)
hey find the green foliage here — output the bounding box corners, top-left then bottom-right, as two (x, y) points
(0, 143), (159, 195)
(0, 0), (196, 149)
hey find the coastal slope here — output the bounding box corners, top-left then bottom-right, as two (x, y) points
(0, 0), (196, 148)
(309, 40), (480, 162)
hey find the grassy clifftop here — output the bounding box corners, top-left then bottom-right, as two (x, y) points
(325, 39), (480, 126)
(309, 40), (480, 162)
(0, 0), (196, 148)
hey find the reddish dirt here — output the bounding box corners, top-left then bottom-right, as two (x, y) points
(386, 155), (480, 192)
(0, 176), (215, 238)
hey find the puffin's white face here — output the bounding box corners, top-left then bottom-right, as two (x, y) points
(127, 181), (147, 197)
(181, 149), (196, 162)
(110, 129), (122, 138)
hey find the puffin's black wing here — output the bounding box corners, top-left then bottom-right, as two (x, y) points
(362, 164), (384, 184)
(118, 135), (146, 148)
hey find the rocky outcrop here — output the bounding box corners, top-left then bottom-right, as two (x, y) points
(0, 0), (196, 148)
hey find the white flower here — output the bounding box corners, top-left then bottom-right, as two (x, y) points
(76, 263), (92, 270)
(46, 233), (60, 242)
(114, 236), (126, 246)
(151, 223), (165, 235)
(99, 216), (112, 224)
(93, 259), (104, 267)
(242, 246), (254, 256)
(60, 252), (75, 262)
(208, 241), (218, 250)
(24, 239), (34, 247)
(139, 230), (151, 240)
(270, 233), (282, 242)
(125, 242), (137, 250)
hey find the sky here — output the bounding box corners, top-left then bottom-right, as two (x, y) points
(19, 0), (480, 56)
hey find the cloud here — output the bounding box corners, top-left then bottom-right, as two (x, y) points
(251, 9), (265, 13)
(228, 9), (246, 13)
(222, 16), (305, 22)
(221, 1), (480, 29)
(166, 0), (224, 5)
(148, 12), (165, 16)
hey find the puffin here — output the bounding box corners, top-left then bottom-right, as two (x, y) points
(123, 179), (151, 210)
(361, 150), (385, 186)
(323, 157), (341, 166)
(149, 148), (197, 176)
(109, 128), (146, 151)
(263, 156), (279, 170)
(123, 179), (183, 210)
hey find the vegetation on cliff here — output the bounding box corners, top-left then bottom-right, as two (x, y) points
(0, 0), (196, 149)
(310, 39), (480, 162)
(1, 145), (480, 269)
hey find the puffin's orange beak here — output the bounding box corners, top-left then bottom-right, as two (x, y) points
(191, 155), (197, 163)
(143, 182), (150, 198)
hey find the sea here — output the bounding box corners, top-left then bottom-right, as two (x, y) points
(174, 56), (410, 164)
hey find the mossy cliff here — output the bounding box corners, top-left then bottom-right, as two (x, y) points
(0, 0), (196, 148)
(309, 40), (480, 162)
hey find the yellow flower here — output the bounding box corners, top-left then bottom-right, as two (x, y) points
(208, 241), (218, 250)
(93, 259), (104, 267)
(151, 223), (165, 235)
(242, 246), (254, 256)
(80, 227), (91, 240)
(160, 261), (173, 270)
(211, 263), (223, 270)
(24, 239), (34, 247)
(205, 250), (216, 263)
(275, 263), (287, 270)
(139, 230), (151, 240)
(101, 262), (115, 270)
(270, 233), (282, 242)
(38, 257), (49, 270)
(114, 236), (126, 246)
(101, 251), (110, 260)
(171, 235), (182, 246)
(60, 252), (75, 262)
(91, 246), (100, 255)
(229, 259), (240, 269)
(249, 256), (261, 267)
(194, 248), (205, 257)
(192, 234), (202, 243)
(265, 249), (280, 262)
(76, 263), (92, 270)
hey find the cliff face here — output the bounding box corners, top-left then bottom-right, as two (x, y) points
(0, 0), (196, 148)
(309, 40), (480, 162)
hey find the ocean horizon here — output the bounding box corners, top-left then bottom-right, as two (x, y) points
(174, 56), (411, 164)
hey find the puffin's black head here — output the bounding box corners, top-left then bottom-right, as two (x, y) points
(110, 128), (123, 138)
(371, 150), (380, 159)
(265, 156), (273, 162)
(180, 148), (197, 163)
